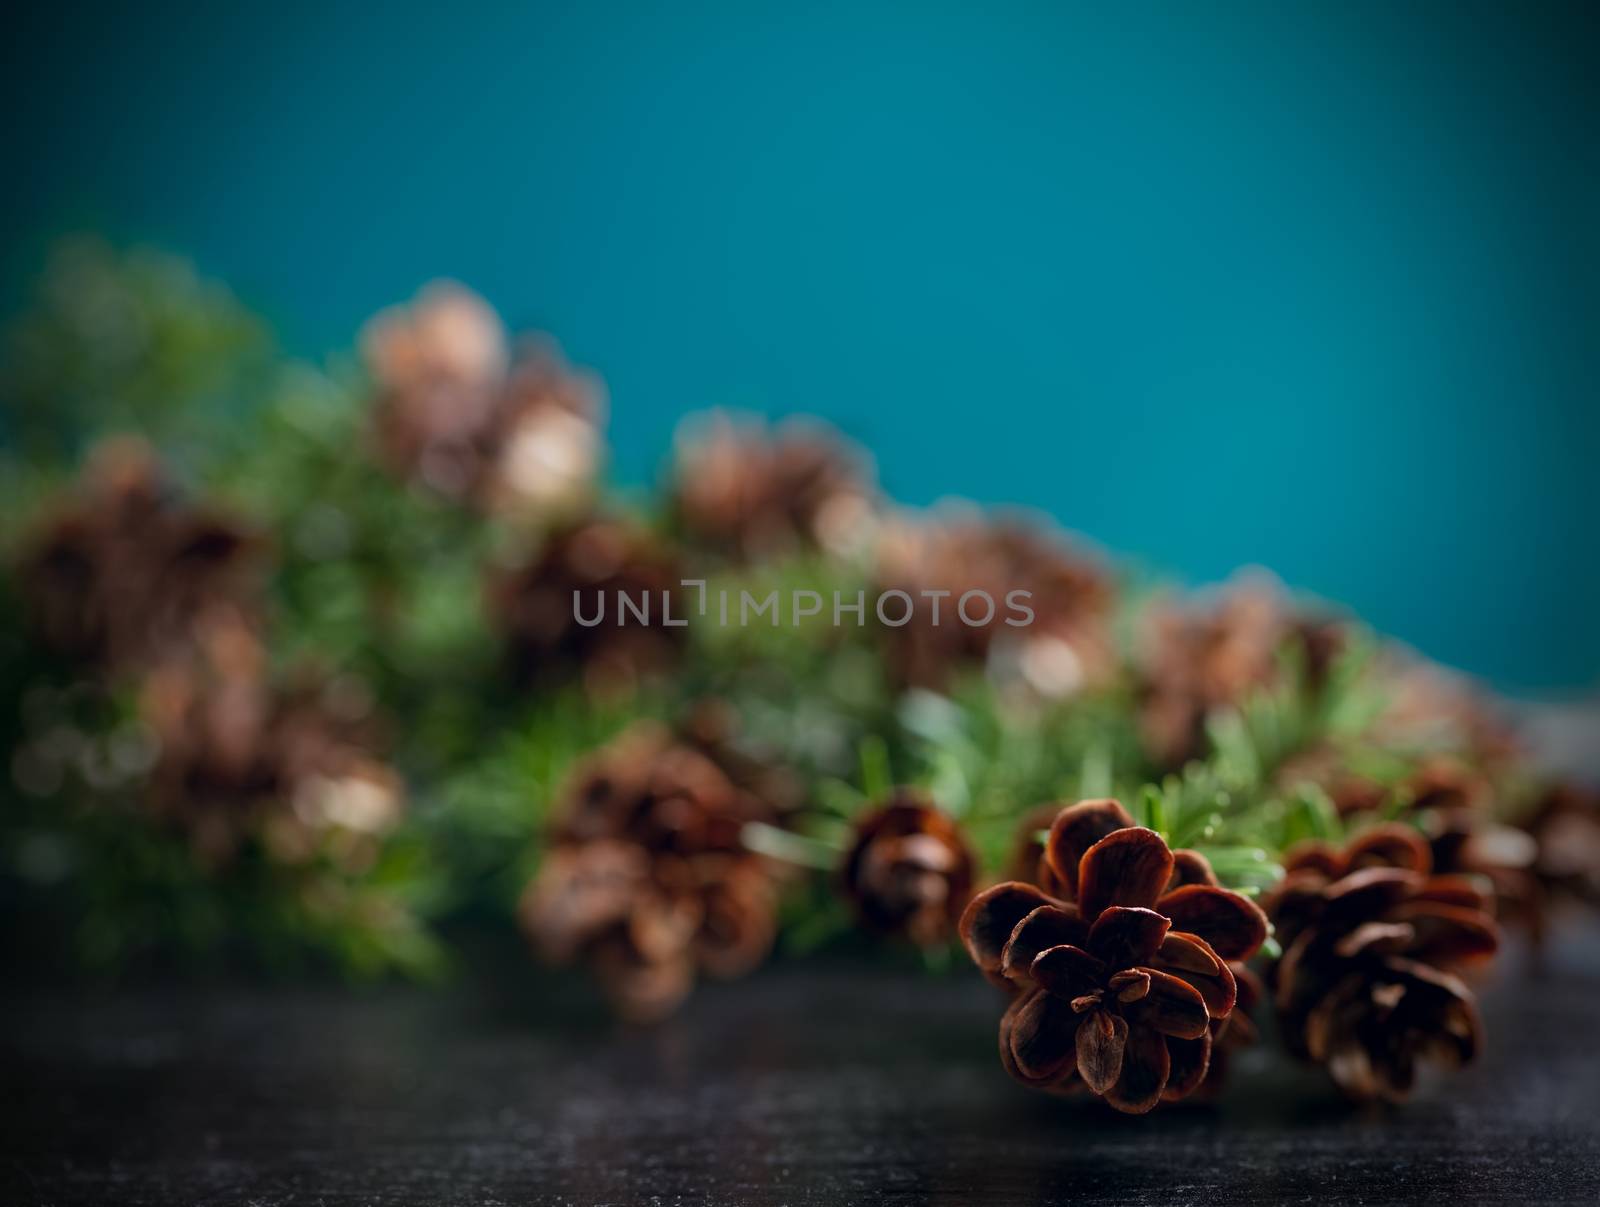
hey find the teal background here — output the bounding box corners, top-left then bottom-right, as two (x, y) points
(5, 1), (1597, 689)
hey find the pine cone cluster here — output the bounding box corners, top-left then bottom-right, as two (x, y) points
(13, 443), (403, 866)
(1263, 824), (1499, 1103)
(16, 253), (1594, 1101)
(15, 439), (265, 676)
(362, 282), (603, 518)
(960, 799), (1268, 1112)
(839, 792), (976, 945)
(1137, 578), (1346, 768)
(873, 515), (1114, 698)
(488, 517), (686, 696)
(520, 723), (781, 1021)
(669, 412), (876, 561)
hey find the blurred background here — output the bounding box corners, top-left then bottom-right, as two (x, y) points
(6, 0), (1597, 692)
(5, 5), (1600, 1160)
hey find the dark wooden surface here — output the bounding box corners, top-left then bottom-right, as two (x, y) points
(4, 924), (1600, 1207)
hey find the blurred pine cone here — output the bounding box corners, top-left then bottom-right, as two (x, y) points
(488, 517), (686, 697)
(1373, 657), (1520, 772)
(1137, 577), (1345, 768)
(677, 697), (806, 823)
(15, 439), (266, 676)
(839, 792), (976, 945)
(668, 412), (876, 561)
(960, 799), (1268, 1113)
(521, 841), (776, 1022)
(1272, 747), (1388, 819)
(139, 639), (402, 867)
(1405, 760), (1544, 945)
(362, 283), (603, 517)
(479, 343), (607, 521)
(552, 722), (778, 853)
(1263, 824), (1499, 1103)
(520, 723), (781, 1020)
(872, 514), (1114, 699)
(1522, 782), (1600, 910)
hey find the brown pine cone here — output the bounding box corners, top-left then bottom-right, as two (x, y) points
(960, 799), (1268, 1113)
(521, 724), (783, 1020)
(1272, 745), (1388, 819)
(1263, 824), (1499, 1103)
(1322, 774), (1391, 820)
(258, 676), (404, 868)
(872, 514), (1114, 699)
(16, 440), (266, 676)
(552, 722), (777, 855)
(669, 412), (875, 562)
(839, 793), (977, 945)
(1373, 657), (1521, 772)
(1005, 799), (1221, 902)
(362, 282), (507, 499)
(1402, 759), (1492, 814)
(1410, 762), (1543, 946)
(362, 284), (602, 516)
(140, 641), (401, 867)
(1523, 783), (1600, 909)
(520, 841), (777, 1023)
(1137, 578), (1345, 768)
(677, 698), (806, 824)
(487, 517), (686, 697)
(478, 341), (606, 521)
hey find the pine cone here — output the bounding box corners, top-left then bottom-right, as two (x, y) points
(1137, 578), (1344, 768)
(553, 722), (777, 854)
(1407, 761), (1544, 945)
(1373, 657), (1520, 771)
(478, 342), (606, 521)
(960, 799), (1268, 1113)
(520, 841), (776, 1022)
(139, 636), (401, 867)
(135, 633), (400, 867)
(839, 793), (976, 945)
(1272, 742), (1391, 820)
(1264, 824), (1499, 1103)
(16, 440), (265, 676)
(363, 282), (506, 498)
(362, 284), (602, 516)
(521, 724), (781, 1020)
(873, 515), (1114, 698)
(488, 517), (686, 696)
(1523, 783), (1600, 909)
(669, 412), (875, 561)
(677, 698), (806, 823)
